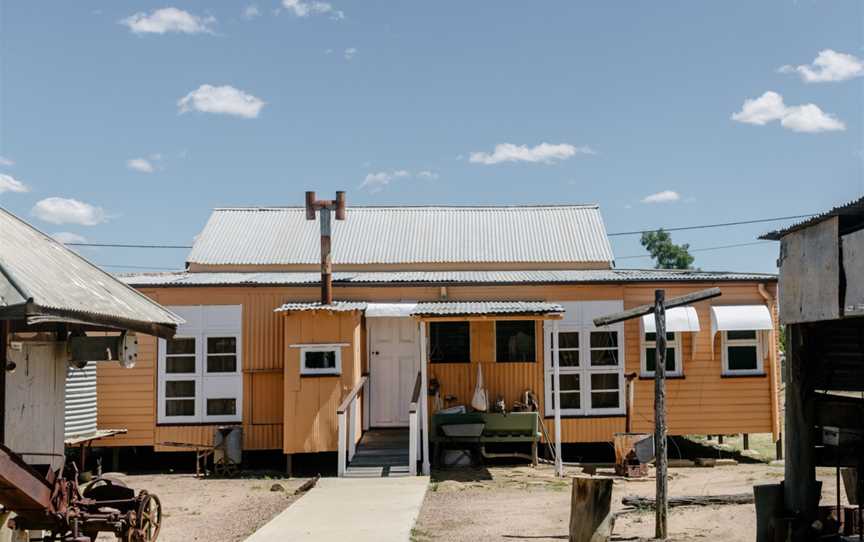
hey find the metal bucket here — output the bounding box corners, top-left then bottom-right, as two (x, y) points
(213, 426), (242, 475)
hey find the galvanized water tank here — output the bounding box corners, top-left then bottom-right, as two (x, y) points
(65, 361), (98, 439)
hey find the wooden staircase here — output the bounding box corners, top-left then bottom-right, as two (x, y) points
(344, 429), (412, 478)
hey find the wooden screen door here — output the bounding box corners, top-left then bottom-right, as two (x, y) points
(369, 317), (420, 427)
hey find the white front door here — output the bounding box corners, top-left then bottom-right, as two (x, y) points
(369, 317), (420, 427)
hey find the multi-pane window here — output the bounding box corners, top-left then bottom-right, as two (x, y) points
(722, 330), (762, 375)
(158, 305), (242, 424)
(642, 332), (682, 377)
(544, 301), (625, 417)
(300, 345), (342, 376)
(429, 322), (471, 363)
(496, 320), (536, 362)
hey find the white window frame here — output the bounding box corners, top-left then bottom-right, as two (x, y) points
(543, 301), (625, 417)
(640, 332), (683, 377)
(158, 306), (243, 424)
(721, 330), (764, 376)
(298, 344), (343, 376)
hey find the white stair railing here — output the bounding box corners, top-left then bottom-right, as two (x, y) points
(337, 375), (368, 477)
(408, 371), (422, 475)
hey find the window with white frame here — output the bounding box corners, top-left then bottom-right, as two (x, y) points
(544, 301), (625, 417)
(722, 330), (763, 375)
(158, 306), (243, 424)
(641, 332), (682, 377)
(298, 345), (342, 376)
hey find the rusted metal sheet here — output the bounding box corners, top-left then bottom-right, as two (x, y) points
(778, 216), (841, 324)
(0, 208), (183, 338)
(842, 228), (864, 317)
(185, 205), (615, 267)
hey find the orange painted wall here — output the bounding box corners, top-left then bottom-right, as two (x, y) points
(96, 281), (779, 451)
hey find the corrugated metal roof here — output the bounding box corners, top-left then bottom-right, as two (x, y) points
(120, 269), (777, 287)
(186, 205), (614, 266)
(274, 301), (367, 313)
(0, 208), (183, 337)
(412, 301), (564, 316)
(761, 197), (864, 240)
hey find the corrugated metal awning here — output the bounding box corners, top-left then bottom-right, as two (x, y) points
(411, 301), (564, 318)
(274, 301), (367, 313)
(0, 209), (183, 338)
(365, 303), (418, 317)
(710, 305), (773, 335)
(641, 306), (700, 333)
(119, 269), (778, 287)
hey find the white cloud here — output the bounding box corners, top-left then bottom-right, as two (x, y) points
(344, 47), (357, 60)
(282, 0), (344, 19)
(360, 170), (435, 193)
(469, 142), (595, 165)
(731, 91), (845, 133)
(0, 174), (29, 194)
(121, 7), (215, 35)
(0, 156), (14, 166)
(51, 232), (87, 245)
(781, 104), (846, 133)
(242, 5), (261, 19)
(641, 190), (681, 204)
(127, 158), (155, 173)
(731, 91), (787, 125)
(779, 49), (864, 83)
(178, 85), (266, 119)
(32, 197), (106, 226)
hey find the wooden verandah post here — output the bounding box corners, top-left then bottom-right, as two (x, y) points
(594, 287), (721, 540)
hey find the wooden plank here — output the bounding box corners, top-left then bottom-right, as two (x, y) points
(842, 228), (864, 317)
(593, 287), (721, 327)
(779, 216), (840, 324)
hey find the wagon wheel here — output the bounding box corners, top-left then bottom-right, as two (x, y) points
(132, 491), (162, 542)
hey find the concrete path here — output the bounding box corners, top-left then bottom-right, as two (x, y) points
(244, 476), (429, 542)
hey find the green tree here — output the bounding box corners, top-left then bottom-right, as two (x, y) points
(640, 229), (695, 269)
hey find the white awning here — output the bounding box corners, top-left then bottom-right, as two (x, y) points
(641, 306), (700, 333)
(710, 305), (773, 335)
(364, 302), (418, 318)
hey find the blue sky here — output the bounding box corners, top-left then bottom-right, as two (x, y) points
(1, 1), (861, 273)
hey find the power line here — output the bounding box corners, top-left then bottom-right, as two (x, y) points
(607, 214), (817, 237)
(69, 242), (192, 249)
(617, 240), (771, 260)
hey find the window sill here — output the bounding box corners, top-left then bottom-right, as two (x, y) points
(638, 374), (685, 380)
(544, 413), (626, 420)
(157, 421), (241, 427)
(300, 373), (342, 378)
(721, 372), (766, 379)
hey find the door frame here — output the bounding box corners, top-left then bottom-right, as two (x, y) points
(367, 316), (421, 428)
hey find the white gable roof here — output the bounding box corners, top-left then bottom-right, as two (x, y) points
(187, 205), (614, 267)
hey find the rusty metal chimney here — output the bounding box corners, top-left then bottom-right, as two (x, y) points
(305, 191), (346, 305)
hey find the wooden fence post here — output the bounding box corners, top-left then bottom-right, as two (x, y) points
(569, 477), (613, 542)
(653, 289), (668, 540)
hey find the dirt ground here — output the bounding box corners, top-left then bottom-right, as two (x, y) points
(413, 462), (847, 542)
(93, 473), (307, 542)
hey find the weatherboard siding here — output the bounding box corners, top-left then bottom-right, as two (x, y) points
(96, 281), (778, 451)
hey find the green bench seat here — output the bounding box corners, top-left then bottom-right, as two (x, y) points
(430, 411), (541, 466)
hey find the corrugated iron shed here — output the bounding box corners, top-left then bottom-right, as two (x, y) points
(120, 269), (777, 287)
(411, 301), (564, 316)
(0, 208), (183, 337)
(274, 301), (368, 313)
(761, 196), (864, 240)
(186, 205), (615, 266)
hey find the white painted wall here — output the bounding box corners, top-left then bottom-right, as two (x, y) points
(5, 341), (67, 471)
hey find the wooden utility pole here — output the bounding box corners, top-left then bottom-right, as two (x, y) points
(653, 290), (668, 539)
(594, 286), (721, 541)
(305, 191), (346, 305)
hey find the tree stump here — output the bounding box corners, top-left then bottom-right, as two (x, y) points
(569, 477), (614, 542)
